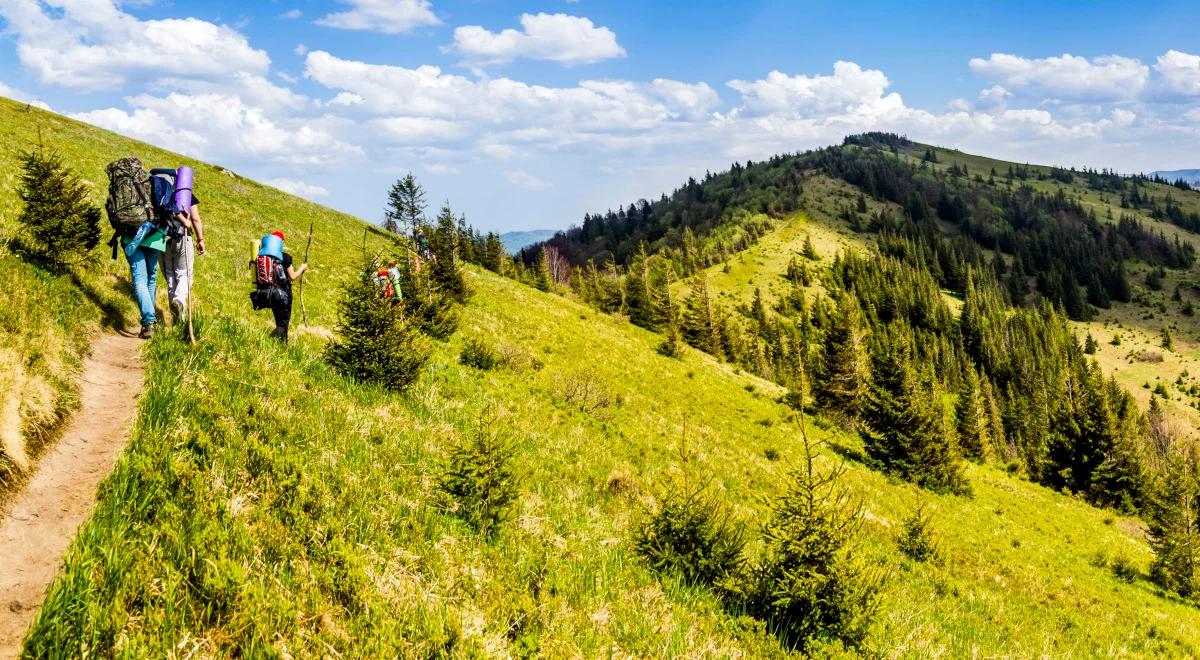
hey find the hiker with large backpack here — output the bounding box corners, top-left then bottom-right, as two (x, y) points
(105, 157), (168, 338)
(249, 231), (307, 342)
(150, 167), (206, 325)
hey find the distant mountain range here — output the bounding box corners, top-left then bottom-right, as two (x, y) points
(500, 229), (557, 253)
(1151, 169), (1200, 185)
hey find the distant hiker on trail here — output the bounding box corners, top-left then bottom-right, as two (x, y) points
(387, 260), (403, 301)
(104, 157), (164, 338)
(249, 231), (307, 342)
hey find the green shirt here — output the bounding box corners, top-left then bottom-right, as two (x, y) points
(121, 227), (167, 252)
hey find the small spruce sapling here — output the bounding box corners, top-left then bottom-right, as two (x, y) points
(15, 145), (101, 268)
(440, 422), (520, 537)
(325, 253), (431, 391)
(896, 501), (939, 563)
(633, 479), (745, 587)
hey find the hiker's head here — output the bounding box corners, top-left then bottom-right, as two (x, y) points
(389, 260), (397, 266)
(271, 231), (285, 241)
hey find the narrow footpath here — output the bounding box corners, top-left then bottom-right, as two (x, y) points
(0, 333), (144, 658)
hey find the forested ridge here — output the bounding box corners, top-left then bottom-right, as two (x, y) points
(482, 134), (1200, 599)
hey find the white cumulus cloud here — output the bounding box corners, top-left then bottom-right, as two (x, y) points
(504, 169), (551, 190)
(451, 13), (625, 66)
(303, 50), (711, 136)
(968, 52), (1148, 102)
(728, 62), (896, 117)
(267, 178), (330, 198)
(0, 79), (50, 109)
(315, 0), (439, 34)
(72, 93), (360, 165)
(0, 0), (270, 91)
(1155, 50), (1200, 98)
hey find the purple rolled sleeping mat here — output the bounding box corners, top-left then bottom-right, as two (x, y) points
(173, 166), (194, 214)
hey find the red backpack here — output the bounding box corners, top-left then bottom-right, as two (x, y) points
(255, 255), (287, 286)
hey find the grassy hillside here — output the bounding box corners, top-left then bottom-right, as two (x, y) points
(0, 96), (394, 499)
(25, 267), (1200, 656)
(3, 99), (1200, 655)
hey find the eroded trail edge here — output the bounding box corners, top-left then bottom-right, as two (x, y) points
(0, 333), (144, 657)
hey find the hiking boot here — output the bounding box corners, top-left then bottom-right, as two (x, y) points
(271, 327), (288, 343)
(170, 299), (185, 325)
(138, 323), (155, 339)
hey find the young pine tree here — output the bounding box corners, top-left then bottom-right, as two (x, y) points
(431, 203), (470, 302)
(955, 366), (991, 462)
(1148, 454), (1200, 598)
(624, 244), (656, 329)
(815, 294), (870, 419)
(862, 329), (968, 495)
(739, 431), (884, 652)
(395, 255), (460, 340)
(385, 173), (426, 238)
(326, 256), (431, 391)
(802, 234), (819, 260)
(534, 246), (554, 292)
(682, 276), (723, 358)
(16, 146), (101, 268)
(482, 232), (506, 274)
(657, 271), (684, 358)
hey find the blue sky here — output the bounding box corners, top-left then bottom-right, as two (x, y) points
(1, 1), (1198, 233)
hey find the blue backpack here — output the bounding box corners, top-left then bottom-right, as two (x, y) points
(149, 168), (186, 241)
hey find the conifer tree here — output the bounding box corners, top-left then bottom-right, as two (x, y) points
(16, 146), (101, 268)
(657, 271), (684, 358)
(980, 374), (1006, 461)
(1162, 327), (1175, 351)
(815, 294), (870, 419)
(740, 431), (883, 651)
(955, 366), (991, 461)
(534, 246), (554, 292)
(395, 255), (460, 340)
(430, 203), (470, 302)
(682, 276), (723, 358)
(624, 243), (656, 329)
(802, 234), (819, 260)
(385, 173), (427, 237)
(862, 329), (968, 494)
(326, 255), (431, 390)
(483, 232), (506, 273)
(1148, 454), (1200, 598)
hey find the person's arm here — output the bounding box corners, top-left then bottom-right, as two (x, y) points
(287, 262), (308, 281)
(188, 205), (205, 254)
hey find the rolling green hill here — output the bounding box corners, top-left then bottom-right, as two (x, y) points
(3, 99), (1200, 655)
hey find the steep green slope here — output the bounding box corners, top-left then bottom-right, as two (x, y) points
(0, 96), (393, 497)
(24, 266), (1200, 656)
(4, 99), (1200, 655)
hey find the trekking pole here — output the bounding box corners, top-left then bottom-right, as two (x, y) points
(186, 227), (196, 345)
(300, 221), (313, 327)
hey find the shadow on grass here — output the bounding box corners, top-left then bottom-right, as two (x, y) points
(69, 265), (131, 332)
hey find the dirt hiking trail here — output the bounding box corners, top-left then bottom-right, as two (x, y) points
(0, 332), (144, 658)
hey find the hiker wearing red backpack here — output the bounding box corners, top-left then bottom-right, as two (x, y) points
(249, 231), (307, 342)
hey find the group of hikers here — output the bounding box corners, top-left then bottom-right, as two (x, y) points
(104, 157), (307, 342)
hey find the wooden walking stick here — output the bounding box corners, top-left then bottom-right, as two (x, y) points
(300, 221), (313, 327)
(186, 228), (196, 345)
